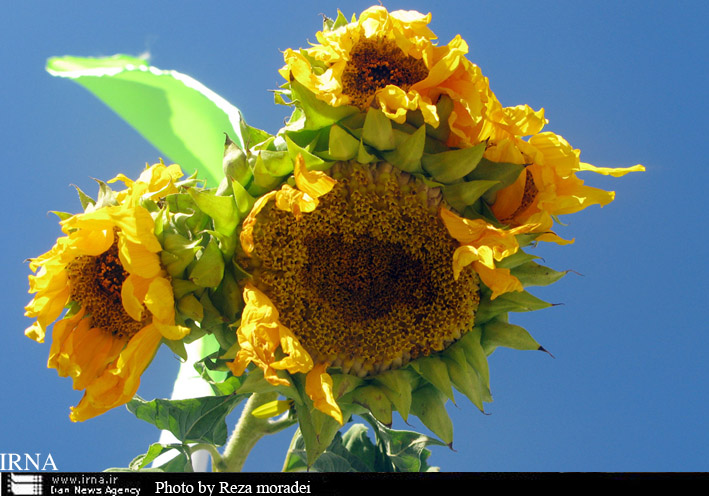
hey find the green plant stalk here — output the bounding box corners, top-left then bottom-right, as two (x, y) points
(217, 392), (296, 472)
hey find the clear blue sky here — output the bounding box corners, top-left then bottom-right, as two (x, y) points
(1, 0), (706, 472)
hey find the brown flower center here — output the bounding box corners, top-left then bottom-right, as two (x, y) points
(242, 161), (480, 377)
(504, 168), (539, 222)
(66, 239), (145, 339)
(341, 38), (429, 110)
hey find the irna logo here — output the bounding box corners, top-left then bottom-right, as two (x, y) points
(0, 453), (57, 471)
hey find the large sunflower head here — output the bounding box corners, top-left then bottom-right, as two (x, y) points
(25, 163), (191, 421)
(279, 6), (501, 143)
(229, 155), (533, 454)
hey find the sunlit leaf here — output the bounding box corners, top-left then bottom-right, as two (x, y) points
(47, 54), (260, 185)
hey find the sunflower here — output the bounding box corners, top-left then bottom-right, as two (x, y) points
(486, 131), (645, 243)
(229, 154), (531, 428)
(25, 163), (190, 421)
(279, 6), (500, 141)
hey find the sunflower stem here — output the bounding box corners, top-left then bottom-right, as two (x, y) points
(218, 392), (280, 472)
(281, 429), (302, 472)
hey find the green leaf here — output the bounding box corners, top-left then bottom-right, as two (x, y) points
(284, 428), (373, 473)
(284, 419), (443, 473)
(47, 54), (251, 185)
(361, 413), (445, 472)
(126, 394), (245, 445)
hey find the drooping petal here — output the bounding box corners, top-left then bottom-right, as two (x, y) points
(70, 324), (163, 422)
(306, 363), (343, 424)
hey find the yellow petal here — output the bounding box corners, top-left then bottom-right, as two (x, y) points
(70, 324), (163, 422)
(473, 262), (523, 300)
(579, 162), (646, 177)
(306, 363), (343, 425)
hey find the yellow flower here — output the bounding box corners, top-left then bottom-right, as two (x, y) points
(231, 156), (487, 425)
(488, 132), (645, 243)
(280, 6), (499, 142)
(439, 206), (536, 299)
(25, 164), (189, 421)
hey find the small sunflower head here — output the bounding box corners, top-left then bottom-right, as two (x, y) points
(24, 161), (236, 421)
(278, 6), (503, 146)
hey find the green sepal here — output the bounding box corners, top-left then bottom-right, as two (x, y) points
(285, 135), (329, 171)
(331, 373), (365, 399)
(93, 178), (118, 209)
(230, 178), (256, 221)
(511, 260), (568, 287)
(495, 250), (540, 269)
(409, 356), (455, 403)
(476, 289), (553, 323)
(223, 135), (252, 187)
(443, 179), (500, 212)
(465, 158), (525, 203)
(481, 320), (543, 355)
(161, 337), (188, 361)
(328, 124), (360, 161)
(410, 385), (453, 445)
(161, 233), (202, 278)
(382, 124), (426, 172)
(126, 394), (246, 446)
(323, 9), (350, 31)
(454, 328), (492, 401)
(209, 270), (244, 323)
(72, 184), (96, 210)
(348, 385), (393, 426)
(177, 293), (204, 322)
(362, 108), (395, 151)
(288, 80), (358, 130)
(442, 346), (485, 411)
(250, 151), (290, 195)
(187, 188), (238, 237)
(356, 140), (376, 164)
(171, 278), (201, 300)
(373, 368), (415, 421)
(49, 211), (73, 221)
(421, 142), (486, 184)
(188, 238), (225, 289)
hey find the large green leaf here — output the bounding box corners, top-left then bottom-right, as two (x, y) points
(46, 54), (259, 185)
(127, 394), (246, 445)
(283, 418), (443, 472)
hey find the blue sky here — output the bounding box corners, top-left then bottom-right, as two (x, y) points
(1, 0), (707, 472)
